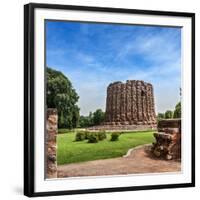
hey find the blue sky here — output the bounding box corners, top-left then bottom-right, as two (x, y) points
(46, 20), (181, 116)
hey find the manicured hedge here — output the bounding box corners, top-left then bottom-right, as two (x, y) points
(97, 131), (107, 141)
(75, 131), (86, 141)
(110, 132), (120, 141)
(75, 131), (107, 143)
(88, 133), (99, 143)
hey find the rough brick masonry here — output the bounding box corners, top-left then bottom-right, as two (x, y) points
(152, 119), (181, 160)
(46, 108), (58, 178)
(89, 80), (157, 131)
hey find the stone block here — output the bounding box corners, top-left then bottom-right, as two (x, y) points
(46, 108), (58, 178)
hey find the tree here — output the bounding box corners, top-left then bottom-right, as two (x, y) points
(78, 109), (105, 128)
(47, 67), (79, 128)
(164, 110), (173, 119)
(173, 102), (181, 118)
(88, 112), (94, 126)
(93, 109), (105, 125)
(72, 105), (80, 128)
(157, 113), (165, 120)
(79, 116), (90, 128)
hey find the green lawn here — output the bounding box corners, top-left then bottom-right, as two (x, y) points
(57, 131), (155, 165)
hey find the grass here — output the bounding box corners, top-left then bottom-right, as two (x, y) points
(57, 131), (155, 165)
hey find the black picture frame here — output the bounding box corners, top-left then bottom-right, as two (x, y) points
(24, 3), (195, 197)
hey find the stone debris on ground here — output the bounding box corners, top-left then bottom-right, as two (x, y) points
(151, 119), (181, 160)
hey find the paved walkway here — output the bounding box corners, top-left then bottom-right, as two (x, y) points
(58, 145), (181, 178)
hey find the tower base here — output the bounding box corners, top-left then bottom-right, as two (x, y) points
(87, 124), (157, 132)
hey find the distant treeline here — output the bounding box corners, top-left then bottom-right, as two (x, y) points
(79, 109), (105, 128)
(157, 102), (181, 120)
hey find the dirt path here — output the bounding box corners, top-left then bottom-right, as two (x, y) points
(58, 145), (181, 178)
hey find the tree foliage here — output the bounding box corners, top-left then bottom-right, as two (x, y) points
(79, 113), (93, 128)
(79, 109), (105, 128)
(47, 67), (79, 128)
(173, 101), (181, 118)
(164, 110), (173, 119)
(93, 109), (105, 125)
(157, 102), (181, 121)
(157, 113), (165, 120)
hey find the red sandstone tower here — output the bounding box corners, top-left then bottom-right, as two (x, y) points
(104, 80), (157, 129)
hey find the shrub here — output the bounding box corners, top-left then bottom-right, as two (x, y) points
(88, 133), (99, 143)
(75, 131), (85, 141)
(110, 132), (120, 141)
(84, 131), (91, 139)
(97, 131), (107, 141)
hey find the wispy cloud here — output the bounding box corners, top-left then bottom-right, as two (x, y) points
(46, 21), (181, 115)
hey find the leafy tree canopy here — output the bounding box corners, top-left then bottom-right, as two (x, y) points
(47, 67), (79, 128)
(93, 109), (105, 125)
(173, 101), (181, 118)
(164, 110), (173, 119)
(157, 102), (181, 121)
(157, 113), (165, 120)
(79, 109), (105, 128)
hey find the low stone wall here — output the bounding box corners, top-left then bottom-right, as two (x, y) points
(87, 124), (156, 131)
(151, 119), (181, 160)
(46, 108), (58, 178)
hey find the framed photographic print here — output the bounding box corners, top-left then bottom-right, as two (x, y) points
(24, 3), (195, 197)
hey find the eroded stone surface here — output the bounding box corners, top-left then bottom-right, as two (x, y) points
(152, 119), (181, 160)
(103, 80), (157, 129)
(46, 108), (58, 178)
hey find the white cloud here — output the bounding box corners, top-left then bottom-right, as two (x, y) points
(115, 30), (181, 64)
(48, 24), (181, 116)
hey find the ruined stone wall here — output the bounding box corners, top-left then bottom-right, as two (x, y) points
(151, 119), (181, 160)
(46, 108), (58, 178)
(105, 80), (156, 127)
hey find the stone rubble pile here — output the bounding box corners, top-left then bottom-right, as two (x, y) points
(152, 119), (181, 160)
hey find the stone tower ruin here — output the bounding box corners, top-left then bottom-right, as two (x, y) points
(104, 80), (157, 130)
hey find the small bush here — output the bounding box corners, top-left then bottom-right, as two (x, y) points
(84, 131), (91, 139)
(88, 133), (99, 143)
(97, 131), (107, 141)
(75, 131), (85, 141)
(110, 132), (120, 141)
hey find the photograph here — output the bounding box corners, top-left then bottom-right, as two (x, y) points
(24, 3), (194, 196)
(45, 20), (182, 179)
